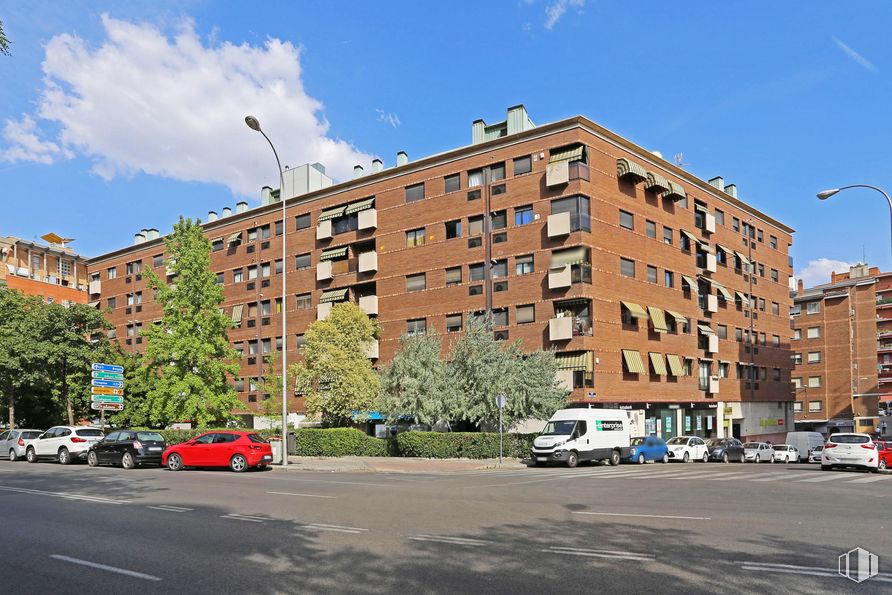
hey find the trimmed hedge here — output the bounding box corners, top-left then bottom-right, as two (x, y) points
(129, 428), (281, 446)
(396, 431), (537, 459)
(293, 428), (389, 457)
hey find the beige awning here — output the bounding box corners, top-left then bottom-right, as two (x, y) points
(319, 246), (348, 261)
(665, 310), (688, 325)
(622, 301), (649, 319)
(682, 275), (699, 294)
(734, 251), (751, 266)
(649, 352), (668, 375)
(717, 243), (733, 255)
(549, 144), (584, 163)
(666, 354), (685, 376)
(680, 229), (697, 242)
(231, 304), (245, 325)
(735, 290), (748, 302)
(616, 158), (647, 181)
(319, 288), (349, 303)
(645, 171), (670, 193)
(551, 246), (588, 267)
(211, 236), (224, 244)
(622, 350), (646, 374)
(647, 306), (669, 333)
(318, 205), (347, 222)
(345, 198), (375, 215)
(664, 180), (687, 201)
(697, 324), (715, 336)
(556, 351), (593, 372)
(712, 282), (733, 301)
(227, 232), (242, 245)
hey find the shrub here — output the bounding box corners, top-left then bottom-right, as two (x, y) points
(293, 428), (389, 457)
(395, 431), (538, 459)
(129, 427), (281, 446)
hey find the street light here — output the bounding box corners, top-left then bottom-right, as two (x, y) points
(817, 185), (892, 258)
(245, 115), (289, 466)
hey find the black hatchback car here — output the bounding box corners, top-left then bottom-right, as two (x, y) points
(87, 430), (166, 469)
(705, 437), (746, 463)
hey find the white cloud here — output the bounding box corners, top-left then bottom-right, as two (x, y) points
(375, 109), (401, 128)
(1, 15), (374, 197)
(796, 258), (855, 287)
(544, 0), (585, 30)
(832, 37), (878, 73)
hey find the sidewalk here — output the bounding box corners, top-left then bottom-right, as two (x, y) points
(275, 456), (528, 474)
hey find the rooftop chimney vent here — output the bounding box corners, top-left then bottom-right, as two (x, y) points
(708, 176), (724, 190)
(396, 151), (408, 167)
(371, 158), (383, 173)
(208, 211), (218, 222)
(353, 165), (364, 178)
(222, 207), (232, 218)
(724, 184), (738, 198)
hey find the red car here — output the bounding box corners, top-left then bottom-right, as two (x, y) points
(162, 431), (273, 472)
(876, 440), (892, 471)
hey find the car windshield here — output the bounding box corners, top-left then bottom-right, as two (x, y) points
(743, 443), (761, 449)
(541, 421), (576, 436)
(76, 429), (103, 437)
(247, 434), (268, 444)
(830, 435), (870, 444)
(21, 431), (42, 439)
(136, 432), (164, 442)
(772, 445), (788, 451)
(812, 446), (823, 451)
(666, 437), (688, 445)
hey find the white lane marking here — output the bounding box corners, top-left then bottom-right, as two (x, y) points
(221, 513), (266, 523)
(845, 475), (890, 483)
(704, 473), (752, 481)
(264, 477), (391, 488)
(466, 469), (646, 488)
(572, 511), (711, 521)
(0, 486), (130, 504)
(267, 491), (336, 499)
(737, 561), (892, 583)
(747, 473), (791, 482)
(543, 546), (654, 562)
(50, 554), (162, 582)
(796, 474), (851, 483)
(660, 472), (715, 480)
(300, 523), (368, 534)
(147, 505), (192, 513)
(410, 535), (492, 546)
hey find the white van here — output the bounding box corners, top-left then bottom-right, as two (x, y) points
(532, 409), (631, 467)
(785, 431), (824, 463)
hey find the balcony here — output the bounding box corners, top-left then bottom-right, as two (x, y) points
(316, 260), (333, 281)
(705, 294), (718, 313)
(878, 298), (892, 308)
(88, 279), (101, 295)
(547, 212), (571, 237)
(549, 316), (592, 341)
(704, 253), (717, 273)
(707, 334), (719, 354)
(708, 376), (720, 394)
(545, 160), (569, 187)
(316, 219), (333, 240)
(358, 251), (378, 273)
(317, 302), (332, 320)
(880, 329), (892, 339)
(879, 342), (892, 352)
(359, 295), (378, 316)
(704, 213), (716, 234)
(366, 339), (379, 360)
(548, 265), (572, 289)
(358, 208), (377, 231)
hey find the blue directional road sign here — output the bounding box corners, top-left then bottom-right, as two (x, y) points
(92, 363), (124, 373)
(91, 379), (124, 389)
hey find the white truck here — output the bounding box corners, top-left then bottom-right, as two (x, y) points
(531, 408), (631, 467)
(785, 431), (825, 463)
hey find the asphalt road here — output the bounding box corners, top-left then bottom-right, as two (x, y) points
(0, 458), (889, 594)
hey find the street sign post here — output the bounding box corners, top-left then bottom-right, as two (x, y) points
(91, 387), (124, 396)
(91, 379), (124, 389)
(91, 402), (124, 412)
(91, 395), (124, 404)
(496, 394), (507, 465)
(92, 371), (124, 380)
(91, 363), (125, 430)
(92, 363), (124, 373)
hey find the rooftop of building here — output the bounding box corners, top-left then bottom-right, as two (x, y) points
(1, 235), (87, 261)
(795, 263), (884, 301)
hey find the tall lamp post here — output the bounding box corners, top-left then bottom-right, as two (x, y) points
(817, 185), (892, 259)
(245, 115), (289, 466)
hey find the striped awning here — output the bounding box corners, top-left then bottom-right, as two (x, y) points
(645, 171), (670, 193)
(318, 205), (347, 222)
(681, 275), (699, 294)
(556, 351), (593, 372)
(680, 229), (697, 243)
(649, 352), (668, 375)
(734, 251), (751, 266)
(616, 158), (647, 181)
(549, 145), (584, 163)
(621, 301), (649, 319)
(345, 197), (375, 215)
(647, 306), (669, 333)
(697, 324), (715, 336)
(227, 232), (242, 244)
(319, 288), (348, 303)
(212, 236), (223, 244)
(665, 310), (687, 325)
(622, 349), (646, 374)
(666, 354), (685, 376)
(664, 180), (686, 201)
(551, 246), (588, 267)
(712, 282), (733, 301)
(319, 246), (348, 261)
(231, 304), (245, 324)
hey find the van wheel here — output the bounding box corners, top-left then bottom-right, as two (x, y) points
(565, 452), (578, 468)
(637, 453), (645, 465)
(608, 450), (620, 466)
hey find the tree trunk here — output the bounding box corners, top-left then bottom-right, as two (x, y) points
(7, 384), (14, 429)
(63, 361), (73, 426)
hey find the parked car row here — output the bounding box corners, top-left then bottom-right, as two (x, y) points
(0, 426), (273, 472)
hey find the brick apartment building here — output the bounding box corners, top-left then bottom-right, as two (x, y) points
(792, 263), (886, 435)
(86, 106), (795, 440)
(0, 235), (89, 304)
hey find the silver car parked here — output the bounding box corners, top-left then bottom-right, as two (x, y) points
(0, 429), (44, 461)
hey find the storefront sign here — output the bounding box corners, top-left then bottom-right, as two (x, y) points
(707, 416), (713, 430)
(723, 406), (733, 414)
(684, 416), (691, 432)
(696, 416), (703, 431)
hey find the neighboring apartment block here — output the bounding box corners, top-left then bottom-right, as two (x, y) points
(0, 234), (89, 304)
(792, 264), (885, 435)
(86, 106), (795, 441)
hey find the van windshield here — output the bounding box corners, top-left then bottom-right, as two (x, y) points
(541, 421), (577, 436)
(630, 437), (645, 446)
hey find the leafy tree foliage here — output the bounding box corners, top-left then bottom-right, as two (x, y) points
(0, 289), (43, 427)
(257, 348), (285, 422)
(139, 217), (241, 426)
(379, 331), (451, 426)
(0, 20), (10, 56)
(290, 302), (379, 426)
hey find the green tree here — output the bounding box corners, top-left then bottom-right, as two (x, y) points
(447, 315), (568, 429)
(140, 217), (241, 427)
(257, 348), (284, 423)
(289, 302), (379, 426)
(108, 349), (153, 428)
(379, 330), (451, 426)
(0, 288), (43, 427)
(0, 20), (11, 56)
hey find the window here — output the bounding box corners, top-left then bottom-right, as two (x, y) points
(446, 313), (462, 333)
(248, 228), (258, 242)
(717, 325), (728, 340)
(261, 338), (272, 354)
(663, 227), (673, 245)
(735, 328), (743, 341)
(492, 260), (508, 278)
(516, 304), (535, 324)
(406, 318), (427, 336)
(515, 205), (534, 226)
(791, 304), (801, 316)
(469, 285), (483, 295)
(771, 302), (779, 316)
(792, 377), (802, 389)
(645, 220), (656, 239)
(275, 298), (283, 313)
(406, 273), (426, 292)
(647, 265), (657, 284)
(247, 339), (258, 355)
(758, 298), (765, 312)
(153, 254), (164, 267)
(333, 213), (359, 235)
(274, 220), (283, 236)
(445, 266), (462, 287)
(715, 209), (725, 225)
(620, 258), (635, 278)
(107, 297), (117, 309)
(468, 216), (484, 236)
(808, 400), (822, 412)
(770, 235), (778, 249)
(516, 254), (534, 276)
(759, 332), (766, 345)
(468, 168), (484, 188)
(215, 272), (224, 284)
(513, 155), (532, 176)
(807, 327), (820, 339)
(807, 351), (821, 363)
(126, 261), (142, 275)
(261, 262), (271, 278)
(406, 228), (426, 247)
(664, 270), (674, 288)
(806, 302), (821, 314)
(619, 210), (634, 230)
(793, 353), (802, 365)
(467, 189), (481, 201)
(469, 263), (485, 282)
(491, 210), (507, 230)
(551, 195), (590, 232)
(259, 300), (271, 316)
(772, 335), (780, 347)
(274, 259), (283, 275)
(296, 214), (311, 230)
(233, 268), (244, 283)
(793, 401), (803, 412)
(492, 308), (508, 327)
(444, 173), (460, 193)
(296, 253), (311, 270)
(248, 303), (258, 318)
(757, 229), (763, 243)
(296, 334), (307, 348)
(405, 183), (425, 202)
(719, 362), (730, 378)
(793, 329), (801, 340)
(467, 237), (481, 249)
(247, 265), (258, 280)
(445, 220), (462, 239)
(772, 368), (781, 381)
(732, 217), (740, 232)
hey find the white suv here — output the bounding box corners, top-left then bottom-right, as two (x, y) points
(821, 433), (879, 472)
(26, 426), (105, 465)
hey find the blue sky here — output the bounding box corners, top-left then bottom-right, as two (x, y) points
(1, 1), (891, 286)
